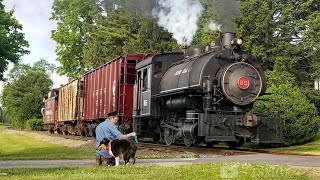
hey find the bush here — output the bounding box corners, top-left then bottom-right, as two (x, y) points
(254, 83), (320, 146)
(25, 118), (44, 131)
(11, 118), (26, 130)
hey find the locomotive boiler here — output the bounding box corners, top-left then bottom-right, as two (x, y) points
(133, 33), (283, 148)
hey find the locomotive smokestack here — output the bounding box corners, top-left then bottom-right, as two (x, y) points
(221, 32), (236, 49)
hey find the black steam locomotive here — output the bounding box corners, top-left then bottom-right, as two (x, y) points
(133, 33), (282, 148)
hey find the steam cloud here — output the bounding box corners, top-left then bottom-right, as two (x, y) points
(153, 0), (203, 45)
(208, 22), (222, 32)
(212, 0), (240, 33)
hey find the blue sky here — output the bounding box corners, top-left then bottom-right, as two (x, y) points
(2, 0), (68, 89)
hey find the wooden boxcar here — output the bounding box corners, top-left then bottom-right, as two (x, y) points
(57, 78), (85, 135)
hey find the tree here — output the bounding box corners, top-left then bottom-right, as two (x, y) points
(254, 83), (320, 146)
(101, 0), (156, 13)
(1, 60), (54, 129)
(233, 0), (320, 145)
(50, 0), (101, 78)
(237, 0), (320, 85)
(83, 8), (178, 69)
(192, 0), (220, 45)
(0, 0), (29, 80)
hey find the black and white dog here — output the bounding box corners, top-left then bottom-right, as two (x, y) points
(96, 138), (138, 166)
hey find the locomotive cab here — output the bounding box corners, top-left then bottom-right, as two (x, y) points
(133, 53), (185, 117)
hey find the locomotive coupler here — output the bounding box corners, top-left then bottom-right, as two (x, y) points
(242, 113), (258, 127)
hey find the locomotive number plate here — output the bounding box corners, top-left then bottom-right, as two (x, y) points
(238, 77), (250, 90)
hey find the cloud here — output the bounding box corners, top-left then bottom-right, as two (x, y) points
(2, 0), (68, 89)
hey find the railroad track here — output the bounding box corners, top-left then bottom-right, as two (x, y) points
(40, 131), (271, 156)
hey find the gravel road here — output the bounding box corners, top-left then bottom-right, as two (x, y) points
(0, 153), (319, 168)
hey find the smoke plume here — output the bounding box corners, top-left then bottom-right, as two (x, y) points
(208, 22), (222, 32)
(153, 0), (203, 45)
(212, 0), (240, 33)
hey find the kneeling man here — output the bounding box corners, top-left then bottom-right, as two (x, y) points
(95, 111), (136, 166)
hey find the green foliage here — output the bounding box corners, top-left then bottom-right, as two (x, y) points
(254, 82), (320, 146)
(192, 0), (220, 45)
(238, 0), (320, 145)
(101, 0), (156, 13)
(265, 70), (296, 87)
(237, 0), (320, 86)
(51, 0), (177, 75)
(25, 118), (43, 131)
(0, 0), (29, 80)
(51, 0), (101, 78)
(1, 60), (54, 129)
(83, 9), (178, 69)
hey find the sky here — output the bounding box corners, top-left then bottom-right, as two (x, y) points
(2, 0), (68, 89)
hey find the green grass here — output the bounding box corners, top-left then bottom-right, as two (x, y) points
(269, 131), (320, 155)
(0, 126), (94, 160)
(0, 125), (178, 160)
(0, 163), (313, 180)
(0, 125), (8, 131)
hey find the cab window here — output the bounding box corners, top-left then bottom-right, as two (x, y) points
(142, 68), (150, 91)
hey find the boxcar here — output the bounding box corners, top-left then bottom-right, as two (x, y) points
(84, 54), (150, 134)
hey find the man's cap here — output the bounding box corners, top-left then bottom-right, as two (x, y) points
(107, 111), (118, 117)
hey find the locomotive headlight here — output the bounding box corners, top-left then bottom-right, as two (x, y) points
(237, 38), (243, 45)
(232, 37), (244, 46)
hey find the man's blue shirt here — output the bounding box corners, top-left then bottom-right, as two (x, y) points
(95, 119), (123, 157)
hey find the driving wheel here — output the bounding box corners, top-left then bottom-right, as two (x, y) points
(164, 127), (175, 145)
(184, 138), (196, 147)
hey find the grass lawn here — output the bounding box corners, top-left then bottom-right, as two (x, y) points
(0, 125), (183, 160)
(0, 163), (314, 180)
(268, 131), (320, 156)
(0, 126), (94, 160)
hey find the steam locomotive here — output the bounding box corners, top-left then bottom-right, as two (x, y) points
(43, 33), (282, 148)
(132, 32), (282, 148)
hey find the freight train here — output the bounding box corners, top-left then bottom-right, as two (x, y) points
(43, 33), (283, 148)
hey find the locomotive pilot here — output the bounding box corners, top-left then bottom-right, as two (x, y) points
(95, 111), (136, 166)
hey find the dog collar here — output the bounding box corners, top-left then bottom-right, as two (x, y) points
(106, 142), (114, 157)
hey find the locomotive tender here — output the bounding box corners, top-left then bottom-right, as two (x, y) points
(133, 33), (282, 148)
(43, 33), (282, 148)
